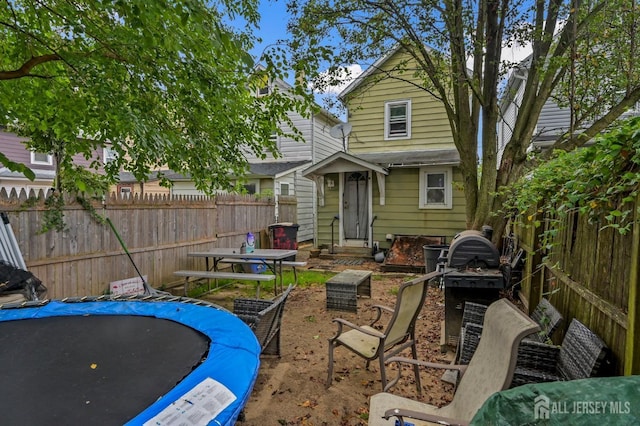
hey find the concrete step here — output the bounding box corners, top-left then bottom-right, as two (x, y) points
(319, 246), (374, 260)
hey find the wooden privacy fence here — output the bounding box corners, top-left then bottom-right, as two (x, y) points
(0, 190), (297, 299)
(514, 200), (639, 375)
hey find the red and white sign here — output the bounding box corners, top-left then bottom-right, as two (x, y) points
(109, 276), (147, 296)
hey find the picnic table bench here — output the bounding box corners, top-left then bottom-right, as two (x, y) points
(218, 258), (307, 285)
(173, 270), (275, 298)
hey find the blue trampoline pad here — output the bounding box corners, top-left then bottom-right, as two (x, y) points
(0, 297), (261, 425)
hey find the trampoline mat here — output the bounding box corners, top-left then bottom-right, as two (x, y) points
(0, 314), (210, 425)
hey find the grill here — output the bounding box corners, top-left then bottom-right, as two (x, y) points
(441, 228), (506, 347)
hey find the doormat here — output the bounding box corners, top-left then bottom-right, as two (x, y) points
(332, 259), (364, 266)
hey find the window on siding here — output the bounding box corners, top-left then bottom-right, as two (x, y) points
(280, 182), (290, 196)
(31, 151), (52, 166)
(103, 147), (117, 164)
(385, 100), (411, 139)
(269, 131), (278, 145)
(258, 82), (270, 96)
(419, 167), (452, 209)
(120, 186), (132, 198)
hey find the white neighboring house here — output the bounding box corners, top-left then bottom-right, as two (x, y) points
(498, 58), (640, 163)
(169, 76), (345, 243)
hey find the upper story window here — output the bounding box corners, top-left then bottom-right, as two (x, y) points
(419, 167), (452, 209)
(385, 100), (411, 140)
(269, 131), (278, 145)
(31, 151), (53, 166)
(103, 147), (117, 164)
(258, 83), (271, 96)
(280, 182), (290, 196)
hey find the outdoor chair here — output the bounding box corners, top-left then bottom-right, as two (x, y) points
(511, 318), (610, 387)
(368, 298), (539, 426)
(457, 298), (563, 364)
(233, 284), (294, 356)
(326, 270), (443, 391)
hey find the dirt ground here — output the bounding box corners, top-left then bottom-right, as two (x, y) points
(200, 248), (456, 426)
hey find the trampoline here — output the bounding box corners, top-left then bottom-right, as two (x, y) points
(0, 295), (261, 426)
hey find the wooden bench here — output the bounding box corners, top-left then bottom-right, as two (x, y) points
(325, 269), (372, 312)
(233, 284), (294, 356)
(173, 270), (275, 298)
(218, 258), (307, 285)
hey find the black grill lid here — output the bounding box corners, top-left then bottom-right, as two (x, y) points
(447, 230), (500, 268)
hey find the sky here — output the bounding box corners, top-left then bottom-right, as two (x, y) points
(244, 0), (532, 117)
(247, 0), (362, 112)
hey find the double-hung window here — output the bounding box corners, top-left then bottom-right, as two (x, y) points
(385, 100), (411, 139)
(280, 182), (291, 196)
(103, 147), (117, 164)
(419, 167), (452, 209)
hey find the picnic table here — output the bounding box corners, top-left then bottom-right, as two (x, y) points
(177, 248), (299, 297)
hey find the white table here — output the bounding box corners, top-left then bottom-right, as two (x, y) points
(188, 248), (298, 295)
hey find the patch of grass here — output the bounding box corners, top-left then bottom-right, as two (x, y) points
(186, 269), (335, 298)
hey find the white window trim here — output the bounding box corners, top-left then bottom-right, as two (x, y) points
(384, 99), (412, 140)
(30, 151), (52, 166)
(419, 166), (452, 209)
(280, 182), (292, 196)
(103, 147), (117, 164)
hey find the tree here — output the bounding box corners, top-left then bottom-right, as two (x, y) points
(287, 0), (640, 240)
(1, 0), (312, 228)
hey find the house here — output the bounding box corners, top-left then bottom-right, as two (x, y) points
(498, 58), (640, 162)
(167, 76), (345, 243)
(302, 46), (468, 253)
(0, 129), (113, 195)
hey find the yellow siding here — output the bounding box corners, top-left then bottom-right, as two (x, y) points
(370, 168), (466, 250)
(317, 173), (341, 247)
(315, 169), (467, 249)
(345, 50), (455, 154)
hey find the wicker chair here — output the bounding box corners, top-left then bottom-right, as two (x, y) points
(511, 318), (610, 387)
(457, 298), (563, 364)
(527, 298), (564, 343)
(233, 284), (294, 356)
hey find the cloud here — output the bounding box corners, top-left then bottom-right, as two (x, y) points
(311, 64), (364, 95)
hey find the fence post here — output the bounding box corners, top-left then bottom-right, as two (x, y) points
(625, 194), (640, 375)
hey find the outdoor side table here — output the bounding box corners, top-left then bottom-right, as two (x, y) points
(325, 269), (372, 312)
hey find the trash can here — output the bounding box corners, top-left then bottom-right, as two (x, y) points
(268, 223), (299, 261)
(423, 244), (449, 273)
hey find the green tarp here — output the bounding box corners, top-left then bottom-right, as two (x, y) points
(471, 375), (640, 425)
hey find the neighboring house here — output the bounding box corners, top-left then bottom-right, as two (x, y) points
(0, 129), (112, 195)
(168, 76), (344, 243)
(115, 170), (178, 198)
(498, 58), (640, 162)
(302, 46), (468, 252)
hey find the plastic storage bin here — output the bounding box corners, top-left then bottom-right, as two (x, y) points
(268, 223), (299, 261)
